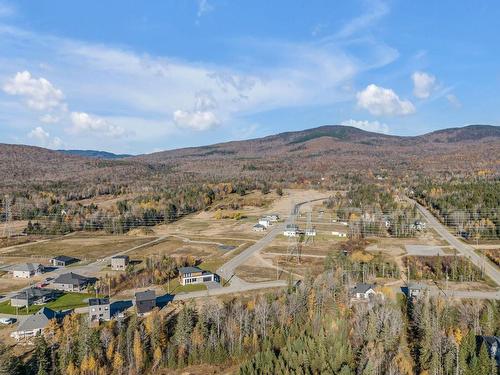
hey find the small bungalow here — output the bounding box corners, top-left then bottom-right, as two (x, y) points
(405, 282), (426, 298)
(258, 218), (271, 228)
(305, 228), (316, 236)
(284, 224), (299, 237)
(332, 231), (347, 237)
(53, 272), (95, 292)
(351, 283), (377, 301)
(9, 263), (44, 279)
(253, 224), (266, 232)
(178, 266), (217, 286)
(10, 307), (58, 340)
(89, 298), (111, 322)
(265, 214), (280, 222)
(135, 290), (156, 316)
(10, 287), (59, 307)
(50, 255), (79, 267)
(111, 255), (129, 271)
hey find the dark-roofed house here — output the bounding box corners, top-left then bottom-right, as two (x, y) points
(351, 283), (377, 301)
(10, 287), (59, 307)
(10, 307), (57, 340)
(178, 266), (216, 286)
(476, 336), (500, 366)
(111, 255), (129, 271)
(53, 272), (95, 292)
(134, 290), (156, 316)
(50, 255), (79, 267)
(9, 263), (44, 279)
(89, 298), (111, 322)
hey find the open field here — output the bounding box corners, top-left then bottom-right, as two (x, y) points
(1, 232), (156, 261)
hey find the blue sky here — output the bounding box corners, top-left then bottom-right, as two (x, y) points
(0, 0), (499, 154)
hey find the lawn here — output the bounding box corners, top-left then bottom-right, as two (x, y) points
(164, 279), (207, 294)
(0, 292), (95, 315)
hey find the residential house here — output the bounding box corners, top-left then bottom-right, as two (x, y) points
(178, 266), (217, 285)
(406, 282), (426, 298)
(10, 287), (59, 307)
(332, 231), (347, 237)
(305, 228), (316, 236)
(258, 218), (271, 228)
(88, 298), (111, 322)
(414, 220), (426, 231)
(350, 283), (377, 301)
(284, 224), (299, 237)
(253, 224), (266, 232)
(476, 336), (500, 366)
(50, 255), (79, 267)
(135, 290), (156, 316)
(265, 214), (280, 222)
(111, 255), (129, 271)
(10, 307), (57, 340)
(53, 272), (95, 292)
(9, 263), (44, 279)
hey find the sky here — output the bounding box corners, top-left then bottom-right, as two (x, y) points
(0, 0), (499, 154)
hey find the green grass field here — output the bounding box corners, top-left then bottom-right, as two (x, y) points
(0, 292), (95, 315)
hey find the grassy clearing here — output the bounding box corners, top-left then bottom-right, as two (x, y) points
(0, 292), (94, 315)
(164, 278), (207, 294)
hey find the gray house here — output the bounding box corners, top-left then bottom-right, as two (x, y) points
(10, 287), (59, 307)
(10, 307), (57, 340)
(53, 272), (95, 292)
(111, 255), (129, 271)
(50, 255), (79, 267)
(350, 283), (376, 301)
(9, 263), (44, 279)
(135, 290), (156, 316)
(88, 298), (111, 322)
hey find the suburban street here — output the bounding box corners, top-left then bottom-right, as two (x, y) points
(412, 199), (500, 287)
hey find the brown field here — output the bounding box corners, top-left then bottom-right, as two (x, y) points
(2, 232), (156, 261)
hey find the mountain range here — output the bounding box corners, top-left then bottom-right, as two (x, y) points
(0, 124), (498, 191)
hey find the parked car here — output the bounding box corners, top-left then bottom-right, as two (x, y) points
(0, 317), (16, 325)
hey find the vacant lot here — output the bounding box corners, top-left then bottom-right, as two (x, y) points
(3, 233), (156, 261)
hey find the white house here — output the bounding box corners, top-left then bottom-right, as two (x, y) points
(10, 263), (44, 279)
(305, 228), (316, 236)
(351, 283), (377, 301)
(265, 214), (280, 222)
(258, 218), (271, 228)
(10, 307), (57, 340)
(284, 224), (299, 237)
(178, 267), (218, 286)
(332, 231), (347, 237)
(253, 224), (266, 232)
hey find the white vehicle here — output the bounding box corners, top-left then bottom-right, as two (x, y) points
(0, 317), (16, 325)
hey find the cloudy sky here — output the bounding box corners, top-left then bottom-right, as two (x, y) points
(0, 1), (499, 154)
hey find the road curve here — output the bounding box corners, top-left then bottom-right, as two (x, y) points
(412, 199), (500, 287)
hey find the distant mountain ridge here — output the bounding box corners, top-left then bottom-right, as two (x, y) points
(0, 124), (498, 189)
(57, 149), (132, 159)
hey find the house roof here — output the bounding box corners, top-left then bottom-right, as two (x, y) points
(285, 224), (298, 230)
(54, 272), (93, 285)
(12, 287), (56, 300)
(89, 298), (110, 306)
(135, 290), (155, 302)
(15, 307), (56, 332)
(408, 282), (425, 290)
(112, 255), (129, 260)
(352, 283), (375, 294)
(10, 263), (43, 272)
(178, 266), (203, 275)
(52, 255), (78, 263)
(253, 224), (266, 228)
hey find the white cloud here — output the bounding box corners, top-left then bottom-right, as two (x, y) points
(28, 126), (62, 148)
(412, 71), (436, 99)
(173, 110), (219, 131)
(356, 84), (415, 116)
(70, 112), (126, 137)
(335, 0), (389, 38)
(39, 113), (60, 124)
(446, 94), (461, 108)
(3, 71), (65, 111)
(197, 0), (213, 19)
(0, 2), (14, 18)
(341, 119), (389, 134)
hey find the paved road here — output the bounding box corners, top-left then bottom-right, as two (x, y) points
(216, 197), (328, 288)
(412, 199), (500, 287)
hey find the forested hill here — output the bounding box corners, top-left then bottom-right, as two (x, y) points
(0, 124), (499, 191)
(57, 150), (132, 159)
